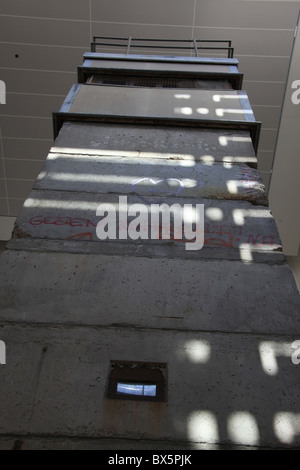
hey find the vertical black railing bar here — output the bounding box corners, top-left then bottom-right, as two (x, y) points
(126, 37), (132, 55)
(193, 39), (199, 57)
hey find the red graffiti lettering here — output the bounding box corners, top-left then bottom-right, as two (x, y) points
(29, 216), (97, 228)
(66, 232), (94, 241)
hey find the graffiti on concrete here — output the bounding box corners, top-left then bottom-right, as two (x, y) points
(28, 215), (277, 248)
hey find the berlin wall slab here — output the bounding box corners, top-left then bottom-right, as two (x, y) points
(34, 154), (266, 204)
(52, 122), (257, 166)
(0, 249), (298, 335)
(12, 190), (281, 255)
(0, 324), (300, 448)
(66, 86), (255, 124)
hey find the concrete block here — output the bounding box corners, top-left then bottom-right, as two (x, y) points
(66, 86), (255, 124)
(0, 324), (300, 448)
(52, 122), (257, 166)
(0, 249), (298, 334)
(33, 153), (266, 204)
(12, 190), (281, 254)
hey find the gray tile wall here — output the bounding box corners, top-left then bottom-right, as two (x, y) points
(0, 0), (299, 216)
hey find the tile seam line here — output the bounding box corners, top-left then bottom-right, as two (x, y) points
(2, 136), (52, 141)
(0, 432), (286, 450)
(0, 320), (297, 340)
(0, 115), (52, 119)
(1, 177), (35, 182)
(0, 14), (90, 22)
(6, 92), (66, 98)
(252, 105), (282, 108)
(0, 43), (291, 58)
(87, 19), (296, 32)
(2, 157), (46, 161)
(191, 0), (197, 40)
(245, 80), (285, 84)
(0, 41), (88, 50)
(0, 20), (295, 33)
(0, 67), (76, 75)
(0, 14), (296, 32)
(0, 196), (29, 200)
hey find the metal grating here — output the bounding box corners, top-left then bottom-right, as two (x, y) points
(86, 74), (232, 89)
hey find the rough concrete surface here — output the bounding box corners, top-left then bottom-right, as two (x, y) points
(0, 249), (298, 335)
(33, 153), (266, 204)
(52, 123), (257, 165)
(0, 325), (300, 448)
(68, 87), (252, 124)
(0, 55), (299, 451)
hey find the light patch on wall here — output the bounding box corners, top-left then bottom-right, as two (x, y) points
(200, 155), (215, 165)
(259, 341), (295, 376)
(206, 207), (223, 221)
(239, 243), (253, 263)
(174, 94), (191, 99)
(188, 411), (219, 444)
(174, 107), (193, 115)
(213, 94), (246, 103)
(232, 208), (272, 226)
(274, 412), (300, 444)
(226, 180), (239, 194)
(196, 108), (209, 114)
(184, 340), (211, 364)
(227, 411), (260, 446)
(216, 109), (252, 118)
(218, 135), (252, 146)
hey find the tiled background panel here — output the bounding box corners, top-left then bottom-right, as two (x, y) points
(0, 94), (64, 118)
(0, 69), (76, 96)
(257, 150), (275, 173)
(194, 0), (300, 29)
(237, 56), (291, 82)
(2, 137), (52, 160)
(251, 105), (281, 129)
(244, 81), (285, 108)
(193, 27), (295, 58)
(0, 0), (91, 20)
(0, 116), (53, 140)
(7, 198), (25, 216)
(258, 128), (278, 152)
(0, 17), (91, 47)
(0, 160), (5, 179)
(0, 180), (8, 198)
(0, 198), (9, 216)
(3, 159), (43, 180)
(90, 22), (195, 47)
(0, 44), (86, 72)
(91, 0), (196, 25)
(6, 178), (35, 200)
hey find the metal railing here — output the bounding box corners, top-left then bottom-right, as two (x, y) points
(91, 37), (234, 58)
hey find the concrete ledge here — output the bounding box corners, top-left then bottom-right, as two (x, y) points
(83, 52), (240, 66)
(12, 190), (280, 252)
(33, 154), (267, 204)
(52, 122), (258, 167)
